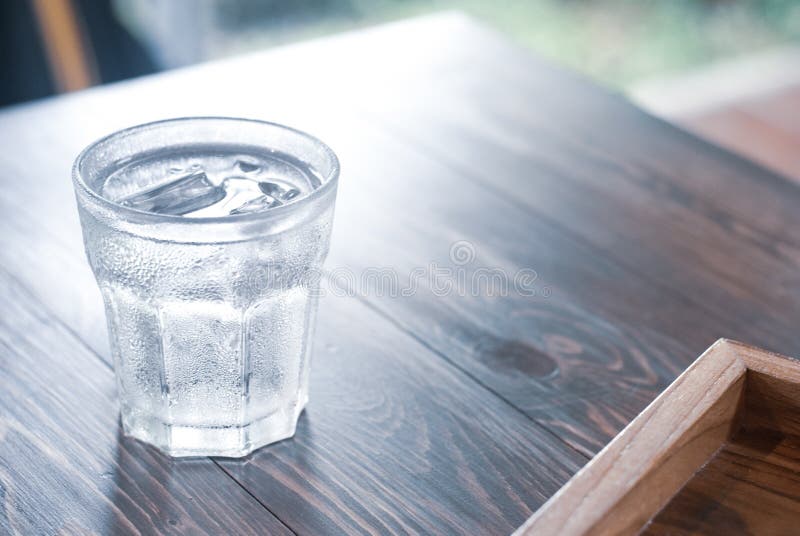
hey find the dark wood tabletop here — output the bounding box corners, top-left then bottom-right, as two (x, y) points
(2, 12), (799, 535)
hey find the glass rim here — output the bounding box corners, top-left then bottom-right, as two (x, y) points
(72, 116), (340, 226)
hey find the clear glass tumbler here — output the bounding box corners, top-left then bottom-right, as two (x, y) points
(72, 118), (339, 457)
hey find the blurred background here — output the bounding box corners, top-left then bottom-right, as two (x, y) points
(4, 0), (800, 177)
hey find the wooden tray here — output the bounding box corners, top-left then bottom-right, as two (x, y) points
(515, 339), (800, 535)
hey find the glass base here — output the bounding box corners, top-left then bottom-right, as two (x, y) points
(121, 400), (306, 457)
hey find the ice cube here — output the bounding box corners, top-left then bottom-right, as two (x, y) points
(117, 170), (225, 216)
(182, 177), (257, 218)
(229, 194), (283, 215)
(258, 181), (301, 202)
(223, 176), (262, 192)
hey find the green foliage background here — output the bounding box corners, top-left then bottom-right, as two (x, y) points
(217, 0), (800, 87)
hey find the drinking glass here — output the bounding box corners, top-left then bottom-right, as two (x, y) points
(72, 117), (339, 457)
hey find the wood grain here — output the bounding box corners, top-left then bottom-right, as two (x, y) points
(0, 143), (587, 533)
(337, 21), (800, 452)
(0, 21), (589, 530)
(515, 340), (746, 535)
(518, 340), (800, 535)
(647, 343), (800, 535)
(739, 344), (800, 438)
(646, 428), (800, 536)
(0, 267), (291, 536)
(217, 286), (583, 534)
(1, 12), (799, 534)
(0, 17), (713, 465)
(4, 15), (787, 465)
(371, 67), (800, 348)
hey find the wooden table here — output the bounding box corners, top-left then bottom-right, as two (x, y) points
(2, 13), (799, 535)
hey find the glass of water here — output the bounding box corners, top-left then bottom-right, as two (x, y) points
(73, 118), (339, 457)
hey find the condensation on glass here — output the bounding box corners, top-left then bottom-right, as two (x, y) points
(73, 118), (339, 457)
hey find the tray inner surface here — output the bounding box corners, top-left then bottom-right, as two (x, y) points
(645, 370), (800, 535)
